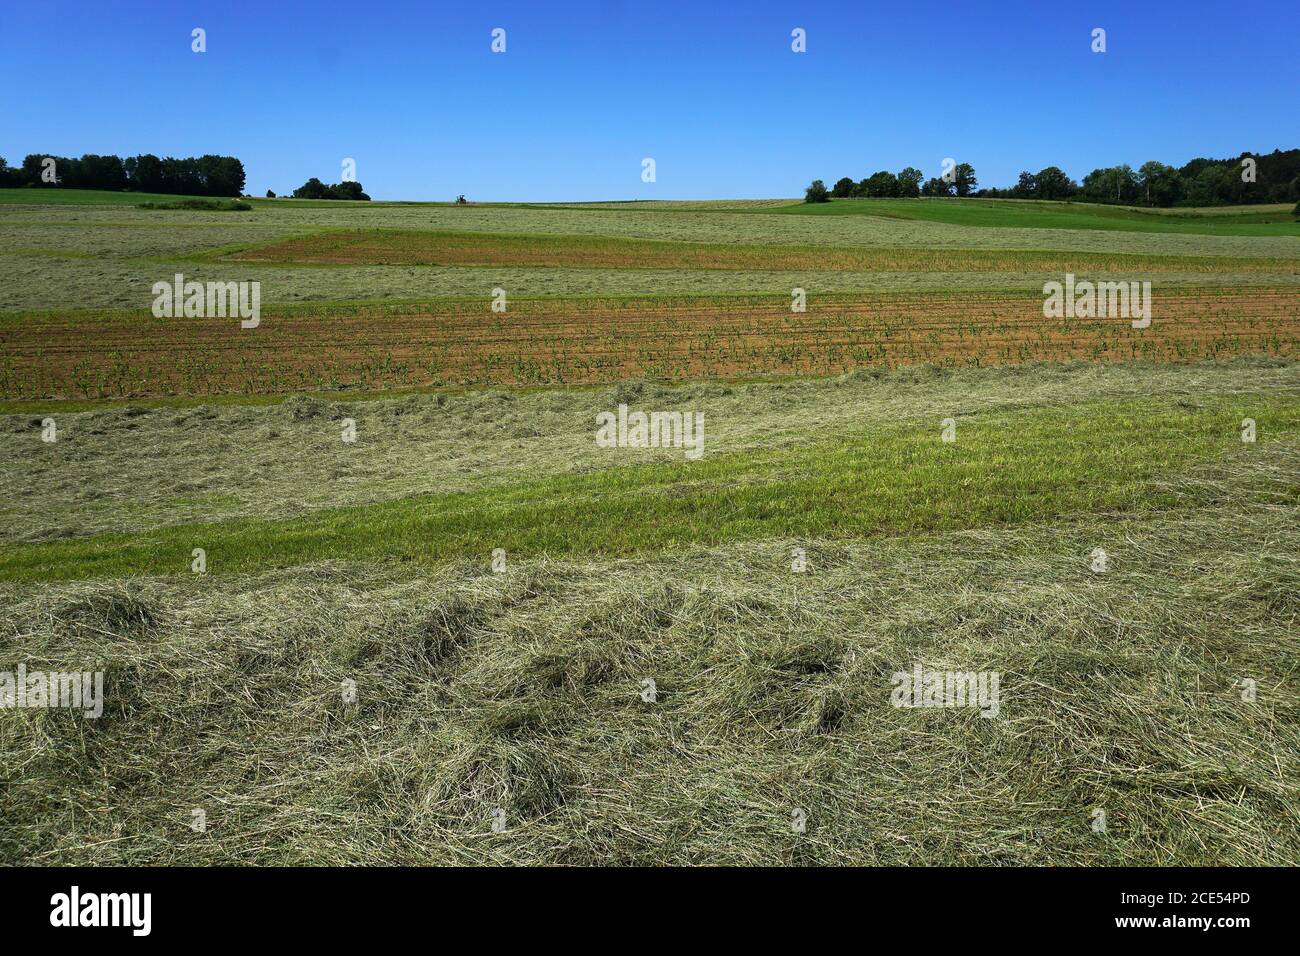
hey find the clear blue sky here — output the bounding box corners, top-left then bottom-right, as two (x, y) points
(1, 0), (1295, 201)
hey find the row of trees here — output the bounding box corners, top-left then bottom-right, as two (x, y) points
(0, 153), (247, 197)
(289, 177), (371, 201)
(808, 149), (1299, 208)
(806, 163), (978, 202)
(983, 150), (1300, 206)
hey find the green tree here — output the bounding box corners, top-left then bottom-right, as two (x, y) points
(1081, 164), (1139, 204)
(861, 170), (899, 197)
(292, 177), (330, 200)
(952, 163), (978, 197)
(76, 154), (127, 190)
(804, 179), (830, 203)
(1182, 165), (1237, 206)
(1032, 166), (1076, 200)
(1012, 171), (1037, 197)
(125, 154), (165, 192)
(160, 157), (203, 194)
(896, 167), (923, 198)
(0, 158), (23, 188)
(922, 177), (952, 197)
(23, 154), (61, 186)
(330, 180), (371, 201)
(831, 177), (856, 198)
(1137, 161), (1183, 207)
(1012, 172), (1034, 197)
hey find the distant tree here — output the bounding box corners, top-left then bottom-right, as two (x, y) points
(125, 154), (165, 192)
(896, 166), (923, 198)
(23, 154), (58, 185)
(1081, 164), (1139, 204)
(1172, 149), (1300, 206)
(1178, 157), (1215, 181)
(1137, 161), (1182, 207)
(804, 146), (1298, 210)
(330, 180), (371, 201)
(292, 177), (330, 200)
(12, 151), (242, 195)
(804, 179), (830, 203)
(0, 158), (22, 188)
(831, 176), (856, 199)
(952, 163), (978, 197)
(57, 156), (86, 187)
(205, 155), (246, 197)
(862, 170), (899, 197)
(74, 154), (127, 190)
(290, 177), (371, 201)
(160, 157), (203, 195)
(1268, 176), (1298, 203)
(1012, 171), (1038, 198)
(1032, 166), (1076, 200)
(1187, 164), (1240, 206)
(1078, 168), (1107, 203)
(921, 177), (951, 197)
(266, 189), (276, 198)
(196, 155), (230, 195)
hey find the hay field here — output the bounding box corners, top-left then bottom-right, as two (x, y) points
(1, 193), (1297, 866)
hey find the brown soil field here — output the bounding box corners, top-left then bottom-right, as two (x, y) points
(230, 229), (1300, 275)
(3, 290), (1297, 400)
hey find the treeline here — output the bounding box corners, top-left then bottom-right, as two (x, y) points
(982, 150), (1299, 207)
(805, 164), (977, 202)
(806, 148), (1299, 207)
(288, 177), (370, 201)
(0, 153), (246, 197)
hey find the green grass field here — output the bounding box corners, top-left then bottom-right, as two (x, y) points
(1, 189), (1297, 866)
(776, 196), (1300, 235)
(3, 191), (1298, 311)
(4, 378), (1297, 581)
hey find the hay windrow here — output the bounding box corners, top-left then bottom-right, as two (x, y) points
(1, 472), (1296, 864)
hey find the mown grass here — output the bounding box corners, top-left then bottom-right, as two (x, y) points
(3, 182), (1297, 867)
(3, 391), (1292, 582)
(2, 484), (1296, 865)
(2, 361), (1296, 865)
(777, 197), (1300, 236)
(0, 188), (244, 206)
(6, 197), (1299, 312)
(230, 227), (1300, 274)
(7, 360), (1292, 544)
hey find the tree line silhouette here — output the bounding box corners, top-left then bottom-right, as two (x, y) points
(0, 153), (246, 197)
(807, 148), (1300, 207)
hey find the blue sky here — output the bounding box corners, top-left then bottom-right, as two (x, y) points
(1, 0), (1296, 201)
